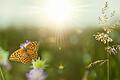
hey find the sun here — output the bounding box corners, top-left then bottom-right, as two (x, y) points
(42, 0), (74, 25)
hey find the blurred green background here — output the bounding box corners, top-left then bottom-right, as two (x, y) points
(0, 25), (120, 80)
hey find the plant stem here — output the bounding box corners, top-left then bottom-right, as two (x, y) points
(107, 53), (110, 80)
(0, 66), (5, 80)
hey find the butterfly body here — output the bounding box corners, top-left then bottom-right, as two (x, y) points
(9, 41), (39, 64)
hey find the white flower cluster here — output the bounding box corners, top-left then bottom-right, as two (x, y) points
(105, 45), (120, 55)
(94, 32), (113, 44)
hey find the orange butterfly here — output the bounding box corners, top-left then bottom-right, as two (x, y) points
(9, 40), (39, 64)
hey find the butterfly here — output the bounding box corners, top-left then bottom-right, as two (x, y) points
(9, 40), (39, 64)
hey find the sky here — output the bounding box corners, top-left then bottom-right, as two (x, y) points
(0, 0), (120, 27)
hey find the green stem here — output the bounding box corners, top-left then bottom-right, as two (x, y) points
(107, 54), (110, 80)
(106, 42), (110, 80)
(0, 66), (5, 80)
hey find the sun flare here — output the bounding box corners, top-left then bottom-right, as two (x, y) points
(43, 0), (74, 25)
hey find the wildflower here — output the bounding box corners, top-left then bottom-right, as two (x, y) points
(105, 46), (117, 55)
(32, 58), (47, 69)
(105, 44), (120, 55)
(26, 58), (47, 80)
(103, 22), (119, 33)
(116, 45), (120, 51)
(103, 27), (113, 33)
(94, 32), (113, 44)
(58, 64), (64, 73)
(0, 47), (11, 70)
(58, 64), (64, 70)
(26, 69), (47, 80)
(102, 2), (108, 14)
(110, 10), (115, 17)
(20, 40), (30, 49)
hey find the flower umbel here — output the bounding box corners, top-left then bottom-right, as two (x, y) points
(94, 32), (113, 44)
(105, 45), (120, 55)
(26, 69), (47, 80)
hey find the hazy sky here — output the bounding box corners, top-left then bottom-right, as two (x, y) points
(0, 0), (120, 27)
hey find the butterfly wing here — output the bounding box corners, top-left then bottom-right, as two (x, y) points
(9, 49), (24, 62)
(9, 48), (32, 64)
(20, 53), (32, 64)
(9, 41), (39, 64)
(25, 41), (39, 60)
